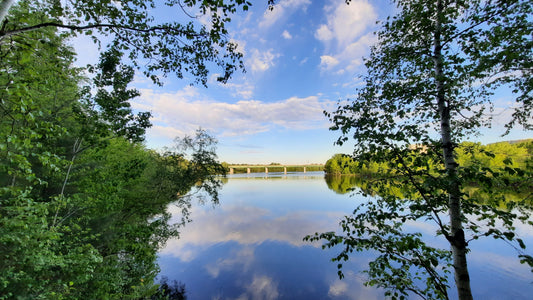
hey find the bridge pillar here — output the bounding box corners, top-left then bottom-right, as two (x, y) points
(303, 167), (306, 173)
(284, 167), (287, 174)
(229, 168), (234, 175)
(247, 168), (250, 174)
(265, 167), (268, 174)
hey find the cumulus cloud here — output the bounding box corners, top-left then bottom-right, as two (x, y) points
(249, 48), (280, 72)
(282, 29), (293, 39)
(316, 0), (376, 48)
(133, 87), (330, 139)
(315, 0), (377, 74)
(320, 55), (340, 70)
(159, 204), (343, 261)
(243, 275), (279, 300)
(328, 280), (348, 297)
(259, 0), (311, 28)
(206, 246), (255, 278)
(208, 72), (255, 99)
(218, 80), (255, 99)
(327, 275), (384, 300)
(146, 125), (186, 140)
(315, 24), (334, 41)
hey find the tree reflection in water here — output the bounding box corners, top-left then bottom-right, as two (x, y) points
(151, 277), (187, 300)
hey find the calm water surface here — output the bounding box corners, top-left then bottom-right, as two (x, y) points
(158, 172), (533, 299)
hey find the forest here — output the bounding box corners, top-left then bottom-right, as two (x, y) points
(0, 1), (236, 298)
(325, 140), (532, 176)
(324, 140), (532, 196)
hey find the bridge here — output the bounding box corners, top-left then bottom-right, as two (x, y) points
(228, 164), (324, 175)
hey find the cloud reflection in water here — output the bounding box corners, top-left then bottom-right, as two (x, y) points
(161, 204), (343, 261)
(158, 174), (381, 299)
(157, 174), (533, 300)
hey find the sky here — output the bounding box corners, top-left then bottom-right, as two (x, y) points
(75, 0), (531, 165)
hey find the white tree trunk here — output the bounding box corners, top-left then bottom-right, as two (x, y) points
(0, 0), (15, 25)
(433, 1), (473, 299)
(0, 0), (15, 28)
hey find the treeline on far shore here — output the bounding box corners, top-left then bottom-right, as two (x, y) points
(324, 140), (532, 186)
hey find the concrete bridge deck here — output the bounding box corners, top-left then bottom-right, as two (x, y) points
(228, 165), (324, 175)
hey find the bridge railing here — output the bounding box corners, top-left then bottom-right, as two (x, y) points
(227, 165), (324, 174)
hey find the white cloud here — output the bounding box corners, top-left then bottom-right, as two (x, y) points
(328, 275), (384, 300)
(249, 48), (280, 72)
(320, 55), (340, 70)
(315, 24), (334, 41)
(135, 87), (330, 140)
(315, 0), (377, 74)
(146, 125), (186, 140)
(206, 246), (255, 278)
(259, 5), (284, 29)
(338, 32), (376, 70)
(328, 280), (348, 296)
(244, 275), (279, 300)
(259, 0), (311, 28)
(316, 0), (376, 49)
(282, 30), (293, 39)
(208, 71), (254, 99)
(159, 204), (343, 261)
(218, 79), (255, 99)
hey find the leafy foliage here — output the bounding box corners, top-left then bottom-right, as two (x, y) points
(325, 153), (383, 175)
(326, 141), (532, 196)
(0, 0), (253, 86)
(311, 1), (533, 299)
(0, 2), (228, 298)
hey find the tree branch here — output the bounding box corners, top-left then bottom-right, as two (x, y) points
(1, 21), (203, 40)
(441, 1), (517, 48)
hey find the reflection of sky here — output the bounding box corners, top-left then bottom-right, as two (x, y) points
(158, 173), (533, 299)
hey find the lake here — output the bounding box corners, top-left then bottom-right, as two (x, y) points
(157, 172), (533, 299)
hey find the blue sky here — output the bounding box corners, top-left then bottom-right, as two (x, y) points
(76, 0), (531, 164)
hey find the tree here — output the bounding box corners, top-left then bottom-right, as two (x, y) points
(0, 6), (97, 296)
(0, 2), (230, 297)
(324, 154), (346, 175)
(307, 1), (532, 299)
(78, 46), (152, 144)
(0, 0), (254, 86)
(54, 135), (224, 299)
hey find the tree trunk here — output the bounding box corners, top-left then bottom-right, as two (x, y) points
(433, 1), (473, 299)
(0, 0), (15, 25)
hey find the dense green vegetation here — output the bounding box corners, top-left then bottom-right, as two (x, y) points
(325, 141), (532, 210)
(324, 153), (381, 176)
(0, 1), (237, 298)
(326, 140), (532, 189)
(309, 1), (533, 299)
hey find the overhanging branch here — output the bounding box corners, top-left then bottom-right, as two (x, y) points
(0, 21), (203, 40)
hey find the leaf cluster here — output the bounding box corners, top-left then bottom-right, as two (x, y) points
(316, 140), (533, 299)
(319, 1), (532, 295)
(0, 5), (227, 298)
(1, 0), (253, 86)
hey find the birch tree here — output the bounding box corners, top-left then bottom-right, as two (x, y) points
(307, 1), (532, 299)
